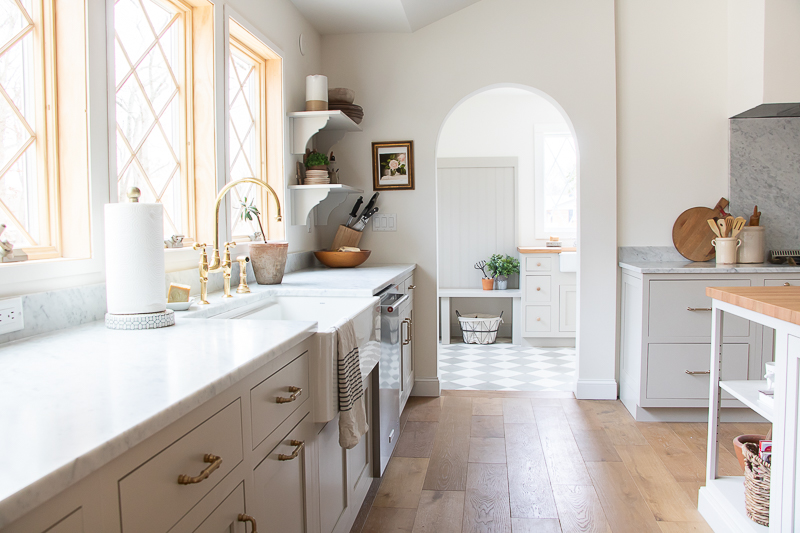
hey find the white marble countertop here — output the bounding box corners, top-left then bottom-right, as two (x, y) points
(0, 319), (315, 527)
(180, 263), (416, 319)
(619, 261), (800, 274)
(0, 262), (416, 527)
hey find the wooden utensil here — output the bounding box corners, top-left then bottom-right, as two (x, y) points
(750, 205), (761, 227)
(672, 198), (729, 261)
(707, 218), (721, 238)
(725, 216), (734, 237)
(717, 218), (727, 240)
(731, 216), (746, 238)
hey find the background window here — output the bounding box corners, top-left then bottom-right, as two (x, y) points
(535, 125), (577, 239)
(115, 0), (187, 238)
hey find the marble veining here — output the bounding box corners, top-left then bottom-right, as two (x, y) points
(0, 319), (316, 527)
(619, 261), (800, 274)
(730, 117), (800, 252)
(618, 246), (686, 263)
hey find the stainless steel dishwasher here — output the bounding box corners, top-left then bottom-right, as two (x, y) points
(373, 289), (410, 476)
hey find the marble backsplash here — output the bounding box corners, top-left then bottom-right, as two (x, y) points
(618, 246), (688, 263)
(0, 251), (318, 346)
(730, 116), (800, 252)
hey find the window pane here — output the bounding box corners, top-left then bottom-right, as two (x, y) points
(0, 0), (38, 248)
(116, 0), (184, 238)
(228, 47), (260, 238)
(542, 133), (576, 231)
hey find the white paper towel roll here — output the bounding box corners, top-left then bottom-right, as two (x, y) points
(104, 202), (166, 314)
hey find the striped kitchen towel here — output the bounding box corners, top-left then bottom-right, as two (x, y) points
(337, 318), (368, 449)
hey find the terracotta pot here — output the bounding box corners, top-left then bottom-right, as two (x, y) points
(249, 241), (288, 285)
(481, 278), (494, 290)
(733, 434), (766, 472)
(307, 165), (328, 171)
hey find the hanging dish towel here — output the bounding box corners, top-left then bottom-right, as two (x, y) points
(337, 319), (368, 449)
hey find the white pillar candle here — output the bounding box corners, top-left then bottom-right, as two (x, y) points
(306, 75), (328, 111)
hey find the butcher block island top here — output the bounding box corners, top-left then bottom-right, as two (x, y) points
(706, 285), (800, 326)
(517, 246), (576, 254)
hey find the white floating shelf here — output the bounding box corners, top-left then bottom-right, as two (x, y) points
(719, 380), (774, 422)
(288, 184), (363, 226)
(699, 477), (770, 533)
(438, 289), (522, 298)
(289, 110), (362, 155)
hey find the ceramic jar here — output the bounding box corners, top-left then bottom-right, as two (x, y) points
(712, 237), (741, 265)
(249, 241), (288, 284)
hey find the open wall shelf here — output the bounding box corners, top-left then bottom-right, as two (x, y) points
(289, 110), (362, 155)
(288, 184), (363, 226)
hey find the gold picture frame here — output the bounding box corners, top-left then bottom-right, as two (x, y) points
(372, 141), (415, 191)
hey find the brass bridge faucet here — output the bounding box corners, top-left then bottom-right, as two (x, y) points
(194, 178), (282, 304)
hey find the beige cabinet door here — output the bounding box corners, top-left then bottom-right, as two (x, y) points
(317, 416), (347, 533)
(400, 304), (413, 404)
(43, 509), (84, 533)
(253, 412), (314, 533)
(170, 483), (247, 533)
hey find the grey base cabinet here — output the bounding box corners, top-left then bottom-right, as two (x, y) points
(619, 268), (800, 422)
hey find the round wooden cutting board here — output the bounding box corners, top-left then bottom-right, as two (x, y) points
(672, 198), (729, 262)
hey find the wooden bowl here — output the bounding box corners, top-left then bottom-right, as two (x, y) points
(328, 88), (355, 104)
(314, 250), (371, 268)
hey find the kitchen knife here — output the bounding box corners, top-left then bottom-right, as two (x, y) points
(352, 207), (379, 231)
(358, 192), (379, 218)
(346, 196), (363, 227)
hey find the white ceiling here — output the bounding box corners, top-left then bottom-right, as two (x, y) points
(290, 0), (483, 35)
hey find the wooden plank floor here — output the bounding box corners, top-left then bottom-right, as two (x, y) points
(354, 392), (770, 533)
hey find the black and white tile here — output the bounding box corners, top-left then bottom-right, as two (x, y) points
(439, 343), (575, 391)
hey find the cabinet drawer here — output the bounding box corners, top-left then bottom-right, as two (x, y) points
(170, 483), (247, 533)
(525, 257), (552, 272)
(646, 343), (749, 399)
(765, 279), (800, 287)
(403, 273), (415, 294)
(648, 279), (751, 338)
(251, 352), (309, 449)
(119, 399), (243, 533)
(525, 275), (551, 302)
(525, 305), (551, 333)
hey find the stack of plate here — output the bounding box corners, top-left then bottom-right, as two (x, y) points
(304, 169), (330, 184)
(329, 103), (364, 124)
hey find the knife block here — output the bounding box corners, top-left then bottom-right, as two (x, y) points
(330, 225), (363, 251)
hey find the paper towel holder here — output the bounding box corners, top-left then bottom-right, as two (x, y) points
(127, 187), (141, 203)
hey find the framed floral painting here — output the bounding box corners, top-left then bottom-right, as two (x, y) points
(372, 141), (415, 190)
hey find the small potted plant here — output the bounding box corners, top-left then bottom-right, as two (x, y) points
(487, 254), (520, 290)
(304, 150), (329, 170)
(475, 260), (493, 290)
(241, 197), (287, 285)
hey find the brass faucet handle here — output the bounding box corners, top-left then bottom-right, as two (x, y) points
(193, 243), (208, 251)
(224, 241), (237, 251)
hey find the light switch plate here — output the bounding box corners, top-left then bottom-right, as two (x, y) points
(0, 297), (23, 335)
(372, 214), (397, 232)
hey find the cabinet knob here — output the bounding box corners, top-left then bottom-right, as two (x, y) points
(278, 440), (305, 461)
(536, 262), (541, 267)
(238, 514), (259, 533)
(536, 317), (541, 322)
(785, 282), (791, 287)
(276, 386), (302, 404)
(177, 454), (222, 484)
(536, 287), (541, 291)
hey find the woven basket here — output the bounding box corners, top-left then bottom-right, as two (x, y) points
(742, 442), (770, 526)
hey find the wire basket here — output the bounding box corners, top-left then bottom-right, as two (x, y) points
(456, 311), (503, 345)
(743, 442), (770, 526)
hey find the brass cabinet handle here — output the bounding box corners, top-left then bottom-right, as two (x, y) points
(278, 440), (305, 461)
(238, 514), (258, 533)
(402, 318), (411, 345)
(785, 282), (791, 286)
(685, 370), (711, 375)
(276, 386), (302, 404)
(177, 454), (222, 484)
(686, 307), (712, 312)
(408, 284), (416, 290)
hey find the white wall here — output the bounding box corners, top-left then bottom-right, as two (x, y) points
(727, 0), (765, 117)
(437, 88), (566, 246)
(321, 0), (618, 398)
(616, 0), (729, 247)
(763, 0), (800, 103)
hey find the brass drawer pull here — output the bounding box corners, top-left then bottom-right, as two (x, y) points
(276, 386), (302, 404)
(785, 282), (791, 286)
(278, 440), (305, 461)
(408, 284), (416, 290)
(238, 513), (259, 533)
(177, 454), (222, 484)
(536, 287), (541, 291)
(686, 307), (712, 312)
(536, 262), (541, 266)
(685, 370), (711, 375)
(402, 318), (411, 345)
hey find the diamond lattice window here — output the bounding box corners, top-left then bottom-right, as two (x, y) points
(115, 0), (184, 238)
(542, 133), (577, 231)
(228, 43), (263, 239)
(0, 0), (38, 248)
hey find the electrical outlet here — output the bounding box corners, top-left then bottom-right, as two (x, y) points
(0, 297), (24, 335)
(372, 214), (397, 232)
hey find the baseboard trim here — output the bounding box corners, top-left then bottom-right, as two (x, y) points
(575, 379), (617, 400)
(412, 377), (440, 397)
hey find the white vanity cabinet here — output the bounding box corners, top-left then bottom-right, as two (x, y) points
(520, 251), (576, 340)
(618, 264), (800, 422)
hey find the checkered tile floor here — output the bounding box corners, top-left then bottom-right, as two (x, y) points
(439, 342), (576, 391)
